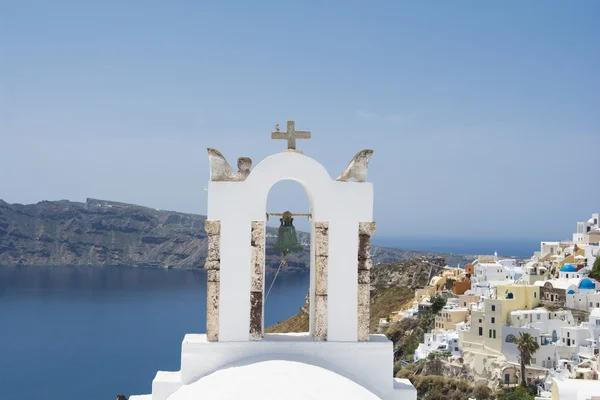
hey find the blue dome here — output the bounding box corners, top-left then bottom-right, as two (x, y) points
(561, 264), (577, 272)
(579, 279), (595, 290)
(567, 289), (575, 294)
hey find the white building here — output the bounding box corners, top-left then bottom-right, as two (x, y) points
(550, 378), (600, 400)
(414, 329), (461, 361)
(573, 213), (600, 243)
(585, 244), (600, 268)
(502, 309), (577, 370)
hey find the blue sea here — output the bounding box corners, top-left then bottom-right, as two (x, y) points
(372, 237), (540, 259)
(0, 266), (309, 400)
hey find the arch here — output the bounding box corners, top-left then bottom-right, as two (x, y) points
(505, 334), (517, 343)
(207, 151), (373, 342)
(262, 180), (311, 335)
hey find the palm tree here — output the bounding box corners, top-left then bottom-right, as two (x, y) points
(514, 332), (540, 387)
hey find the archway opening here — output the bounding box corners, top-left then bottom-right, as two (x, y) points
(263, 180), (312, 335)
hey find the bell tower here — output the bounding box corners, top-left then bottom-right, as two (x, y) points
(130, 121), (417, 400)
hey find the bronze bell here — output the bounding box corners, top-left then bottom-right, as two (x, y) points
(273, 211), (303, 253)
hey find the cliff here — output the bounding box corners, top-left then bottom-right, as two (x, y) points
(0, 199), (473, 271)
(267, 257), (446, 334)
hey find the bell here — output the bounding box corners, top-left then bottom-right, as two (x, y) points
(273, 211), (303, 254)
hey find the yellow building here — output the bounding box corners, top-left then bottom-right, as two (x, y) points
(435, 308), (469, 331)
(459, 284), (540, 355)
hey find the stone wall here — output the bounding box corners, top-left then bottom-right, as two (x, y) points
(314, 221), (329, 341)
(540, 285), (566, 305)
(250, 221), (265, 340)
(358, 222), (376, 341)
(204, 220), (221, 341)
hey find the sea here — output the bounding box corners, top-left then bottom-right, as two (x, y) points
(0, 238), (538, 399)
(372, 237), (541, 259)
(0, 266), (309, 400)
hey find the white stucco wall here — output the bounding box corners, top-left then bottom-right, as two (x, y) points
(207, 151), (373, 342)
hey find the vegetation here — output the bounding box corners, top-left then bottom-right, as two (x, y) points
(398, 374), (491, 400)
(265, 309), (308, 333)
(514, 332), (540, 387)
(496, 386), (536, 400)
(430, 295), (447, 313)
(589, 256), (600, 280)
(386, 316), (423, 361)
(370, 285), (414, 332)
(444, 278), (455, 291)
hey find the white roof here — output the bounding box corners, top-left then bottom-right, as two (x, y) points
(552, 378), (600, 400)
(168, 360), (381, 400)
(590, 308), (600, 318)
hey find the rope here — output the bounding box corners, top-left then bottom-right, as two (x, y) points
(265, 252), (287, 303)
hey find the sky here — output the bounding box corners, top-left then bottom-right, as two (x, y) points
(1, 1), (598, 241)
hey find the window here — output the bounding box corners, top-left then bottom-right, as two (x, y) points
(534, 292), (537, 298)
(590, 302), (593, 307)
(479, 327), (483, 336)
(489, 329), (492, 338)
(479, 319), (482, 323)
(492, 305), (496, 311)
(537, 314), (541, 320)
(454, 347), (458, 352)
(567, 332), (570, 338)
(491, 317), (495, 323)
(531, 358), (536, 364)
(493, 330), (496, 339)
(596, 320), (600, 326)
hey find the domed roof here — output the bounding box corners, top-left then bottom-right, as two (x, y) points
(579, 279), (595, 290)
(167, 360), (381, 400)
(561, 264), (577, 272)
(567, 290), (575, 295)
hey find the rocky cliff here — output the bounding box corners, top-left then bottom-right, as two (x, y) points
(370, 256), (448, 291)
(0, 198), (473, 271)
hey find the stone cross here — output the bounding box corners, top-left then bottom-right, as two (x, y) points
(271, 120), (311, 150)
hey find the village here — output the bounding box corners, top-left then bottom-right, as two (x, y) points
(379, 213), (600, 399)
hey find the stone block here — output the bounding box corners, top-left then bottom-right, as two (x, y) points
(207, 270), (220, 283)
(358, 257), (373, 271)
(314, 294), (327, 341)
(358, 234), (371, 261)
(315, 221), (329, 232)
(358, 221), (376, 236)
(204, 220), (221, 236)
(357, 282), (370, 309)
(358, 269), (370, 285)
(357, 283), (370, 342)
(250, 221), (265, 247)
(314, 221), (329, 257)
(206, 281), (219, 341)
(249, 291), (263, 340)
(315, 255), (328, 296)
(207, 235), (220, 261)
(204, 259), (220, 271)
(250, 222), (265, 292)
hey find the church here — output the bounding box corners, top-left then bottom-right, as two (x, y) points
(130, 121), (416, 399)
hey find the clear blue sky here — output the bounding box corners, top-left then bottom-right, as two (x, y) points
(1, 1), (598, 240)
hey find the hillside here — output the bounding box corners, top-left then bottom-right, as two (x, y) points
(0, 198), (474, 270)
(267, 257), (445, 334)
